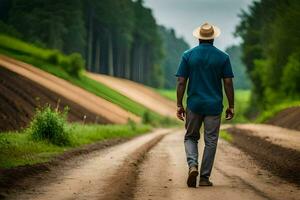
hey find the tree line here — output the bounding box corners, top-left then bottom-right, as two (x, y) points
(0, 0), (189, 88)
(235, 0), (300, 111)
(158, 26), (190, 89)
(225, 45), (251, 90)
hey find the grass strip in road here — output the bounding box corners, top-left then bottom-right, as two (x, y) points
(0, 124), (151, 169)
(219, 130), (233, 142)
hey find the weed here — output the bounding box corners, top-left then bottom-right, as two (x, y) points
(30, 106), (70, 146)
(219, 130), (233, 142)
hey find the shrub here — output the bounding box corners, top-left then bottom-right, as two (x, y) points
(47, 50), (60, 65)
(68, 53), (85, 77)
(142, 110), (152, 124)
(127, 118), (137, 131)
(30, 106), (70, 146)
(281, 53), (300, 95)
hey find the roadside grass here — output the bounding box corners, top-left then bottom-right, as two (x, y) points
(255, 100), (300, 123)
(0, 34), (171, 125)
(219, 130), (233, 142)
(0, 124), (151, 169)
(222, 90), (251, 123)
(156, 88), (187, 105)
(157, 89), (177, 101)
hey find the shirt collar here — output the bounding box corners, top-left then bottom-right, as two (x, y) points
(199, 43), (213, 46)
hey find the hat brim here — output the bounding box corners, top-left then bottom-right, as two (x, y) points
(192, 25), (221, 40)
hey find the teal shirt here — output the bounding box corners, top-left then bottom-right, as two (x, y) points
(176, 43), (234, 115)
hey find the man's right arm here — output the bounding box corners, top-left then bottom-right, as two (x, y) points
(223, 78), (234, 120)
(176, 77), (187, 121)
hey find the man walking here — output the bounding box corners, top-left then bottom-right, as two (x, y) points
(176, 22), (234, 188)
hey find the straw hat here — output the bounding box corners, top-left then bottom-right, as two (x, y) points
(192, 22), (221, 40)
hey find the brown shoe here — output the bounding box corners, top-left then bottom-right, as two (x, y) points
(187, 166), (199, 188)
(199, 178), (213, 186)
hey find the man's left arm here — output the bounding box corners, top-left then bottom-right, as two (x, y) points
(222, 56), (235, 120)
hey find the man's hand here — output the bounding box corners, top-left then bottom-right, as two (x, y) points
(177, 105), (185, 121)
(225, 107), (234, 120)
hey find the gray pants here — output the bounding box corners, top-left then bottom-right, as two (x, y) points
(184, 109), (221, 179)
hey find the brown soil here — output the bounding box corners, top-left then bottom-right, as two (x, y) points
(134, 130), (299, 200)
(2, 129), (170, 200)
(0, 55), (140, 129)
(87, 73), (176, 118)
(227, 127), (300, 185)
(0, 137), (127, 197)
(233, 124), (300, 151)
(0, 128), (299, 200)
(266, 106), (300, 131)
(0, 67), (109, 131)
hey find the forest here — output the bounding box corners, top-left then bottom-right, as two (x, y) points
(225, 45), (251, 90)
(235, 0), (300, 113)
(0, 0), (189, 88)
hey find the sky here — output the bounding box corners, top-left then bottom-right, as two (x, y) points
(144, 0), (254, 50)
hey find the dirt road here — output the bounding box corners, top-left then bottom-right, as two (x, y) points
(87, 73), (176, 118)
(3, 128), (299, 200)
(0, 55), (139, 124)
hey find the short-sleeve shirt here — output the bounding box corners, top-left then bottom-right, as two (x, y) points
(176, 43), (234, 115)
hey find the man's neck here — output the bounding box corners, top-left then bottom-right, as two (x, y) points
(199, 41), (213, 45)
(199, 39), (214, 45)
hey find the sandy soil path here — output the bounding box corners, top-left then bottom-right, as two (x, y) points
(4, 128), (299, 200)
(0, 55), (140, 124)
(232, 124), (300, 151)
(134, 130), (299, 200)
(87, 73), (176, 118)
(5, 129), (172, 200)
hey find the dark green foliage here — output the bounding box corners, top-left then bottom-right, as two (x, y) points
(281, 53), (300, 95)
(159, 26), (190, 89)
(0, 20), (21, 37)
(2, 0), (171, 88)
(30, 106), (70, 146)
(225, 45), (251, 89)
(0, 34), (84, 77)
(235, 0), (300, 109)
(65, 53), (85, 77)
(129, 0), (165, 87)
(47, 50), (60, 65)
(142, 110), (152, 124)
(7, 0), (86, 53)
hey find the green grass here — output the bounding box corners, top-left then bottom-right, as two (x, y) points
(0, 34), (165, 121)
(219, 130), (233, 142)
(255, 100), (300, 123)
(0, 124), (151, 168)
(222, 90), (251, 123)
(0, 34), (53, 60)
(156, 89), (187, 105)
(157, 89), (177, 101)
